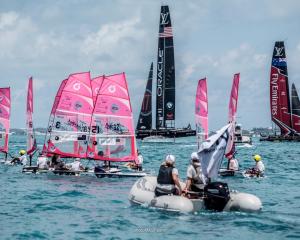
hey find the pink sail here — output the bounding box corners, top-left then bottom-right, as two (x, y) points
(26, 77), (37, 155)
(0, 87), (11, 154)
(226, 73), (240, 157)
(195, 78), (208, 139)
(91, 75), (104, 104)
(87, 72), (138, 163)
(44, 72), (94, 158)
(43, 79), (68, 154)
(228, 73), (240, 123)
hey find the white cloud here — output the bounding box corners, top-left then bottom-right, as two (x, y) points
(81, 17), (145, 57)
(0, 11), (18, 30)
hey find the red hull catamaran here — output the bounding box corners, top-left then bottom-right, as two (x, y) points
(261, 41), (300, 141)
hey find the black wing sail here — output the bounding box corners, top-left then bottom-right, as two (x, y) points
(156, 5), (175, 129)
(291, 83), (300, 133)
(136, 62), (153, 130)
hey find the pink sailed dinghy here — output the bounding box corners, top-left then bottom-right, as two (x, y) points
(87, 73), (138, 162)
(195, 78), (208, 148)
(0, 87), (11, 161)
(44, 72), (94, 158)
(87, 73), (146, 177)
(226, 73), (240, 157)
(26, 77), (37, 164)
(220, 73), (240, 177)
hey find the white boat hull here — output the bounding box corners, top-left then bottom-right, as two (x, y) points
(129, 176), (262, 213)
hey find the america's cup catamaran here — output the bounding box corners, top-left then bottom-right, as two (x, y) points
(136, 5), (196, 140)
(260, 41), (300, 141)
(0, 87), (10, 162)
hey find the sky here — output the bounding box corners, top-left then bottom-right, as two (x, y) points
(1, 0), (300, 130)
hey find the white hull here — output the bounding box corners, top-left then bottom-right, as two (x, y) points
(141, 136), (174, 143)
(129, 176), (262, 213)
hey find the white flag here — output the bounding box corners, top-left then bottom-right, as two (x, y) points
(198, 124), (230, 183)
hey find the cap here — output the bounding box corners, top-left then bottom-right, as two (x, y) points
(165, 154), (175, 164)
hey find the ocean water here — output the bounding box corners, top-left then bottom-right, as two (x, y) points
(1, 135), (300, 240)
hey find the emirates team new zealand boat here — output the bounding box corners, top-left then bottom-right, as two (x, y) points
(136, 6), (196, 140)
(260, 41), (300, 141)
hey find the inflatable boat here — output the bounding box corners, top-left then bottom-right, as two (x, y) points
(129, 176), (262, 213)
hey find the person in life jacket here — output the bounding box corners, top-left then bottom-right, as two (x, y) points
(226, 154), (239, 171)
(184, 152), (204, 194)
(10, 150), (28, 165)
(252, 154), (265, 173)
(155, 155), (182, 197)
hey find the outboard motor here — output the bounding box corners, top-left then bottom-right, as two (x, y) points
(204, 182), (230, 211)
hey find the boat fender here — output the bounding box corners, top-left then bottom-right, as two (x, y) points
(204, 182), (230, 211)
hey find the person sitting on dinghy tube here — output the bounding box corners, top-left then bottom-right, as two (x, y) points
(183, 152), (204, 195)
(155, 155), (182, 197)
(10, 150), (28, 165)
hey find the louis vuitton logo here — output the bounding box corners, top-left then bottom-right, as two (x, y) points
(275, 47), (284, 57)
(161, 12), (169, 25)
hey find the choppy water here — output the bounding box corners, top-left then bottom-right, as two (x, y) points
(1, 135), (300, 240)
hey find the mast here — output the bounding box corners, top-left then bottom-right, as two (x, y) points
(291, 83), (300, 134)
(137, 62), (153, 130)
(270, 41), (292, 136)
(0, 87), (10, 157)
(156, 5), (175, 129)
